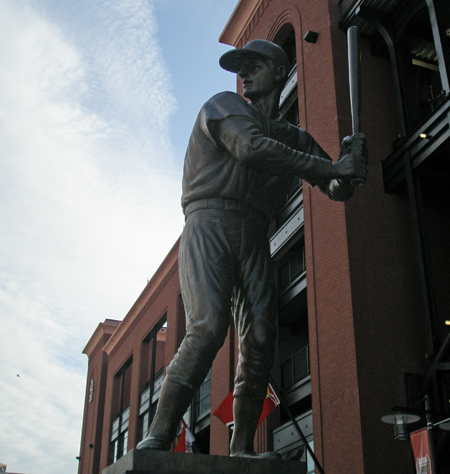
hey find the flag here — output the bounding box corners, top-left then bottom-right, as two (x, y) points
(259, 384), (281, 422)
(213, 384), (280, 429)
(174, 420), (199, 453)
(410, 427), (433, 474)
(213, 390), (234, 428)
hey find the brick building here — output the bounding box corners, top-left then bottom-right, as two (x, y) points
(78, 1), (450, 473)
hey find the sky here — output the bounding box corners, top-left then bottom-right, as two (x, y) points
(0, 0), (239, 472)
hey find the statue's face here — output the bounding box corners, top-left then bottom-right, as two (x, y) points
(238, 57), (279, 101)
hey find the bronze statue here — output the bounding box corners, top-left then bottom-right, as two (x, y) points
(137, 39), (367, 458)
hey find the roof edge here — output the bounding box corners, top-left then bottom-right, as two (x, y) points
(219, 0), (262, 46)
(82, 319), (121, 357)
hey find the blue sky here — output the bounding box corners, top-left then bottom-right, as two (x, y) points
(0, 0), (238, 472)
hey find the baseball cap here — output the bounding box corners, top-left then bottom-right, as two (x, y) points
(219, 39), (289, 73)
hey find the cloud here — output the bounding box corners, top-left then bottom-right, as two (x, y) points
(0, 0), (183, 472)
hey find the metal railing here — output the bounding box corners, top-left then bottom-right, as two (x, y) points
(281, 346), (310, 390)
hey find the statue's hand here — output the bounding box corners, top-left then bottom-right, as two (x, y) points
(339, 133), (366, 160)
(333, 133), (367, 183)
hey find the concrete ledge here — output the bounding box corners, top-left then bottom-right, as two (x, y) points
(102, 449), (303, 474)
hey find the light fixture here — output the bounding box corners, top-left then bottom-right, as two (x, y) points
(445, 320), (450, 326)
(420, 133), (432, 139)
(303, 31), (319, 44)
(435, 417), (450, 431)
(381, 412), (421, 440)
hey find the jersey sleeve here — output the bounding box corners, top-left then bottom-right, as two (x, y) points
(204, 95), (334, 183)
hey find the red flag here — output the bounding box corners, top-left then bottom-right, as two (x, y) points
(410, 428), (433, 474)
(213, 390), (235, 428)
(213, 384), (280, 429)
(259, 384), (280, 423)
(174, 420), (199, 453)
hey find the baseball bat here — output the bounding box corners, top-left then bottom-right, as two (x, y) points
(347, 26), (365, 187)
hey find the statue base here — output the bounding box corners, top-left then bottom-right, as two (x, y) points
(102, 449), (303, 474)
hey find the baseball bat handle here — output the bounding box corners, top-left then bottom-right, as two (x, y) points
(348, 26), (364, 187)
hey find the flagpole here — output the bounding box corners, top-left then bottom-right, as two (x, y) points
(269, 376), (326, 474)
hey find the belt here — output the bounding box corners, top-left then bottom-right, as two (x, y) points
(184, 198), (269, 226)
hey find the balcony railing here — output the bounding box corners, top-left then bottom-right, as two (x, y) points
(281, 346), (310, 391)
(383, 93), (450, 193)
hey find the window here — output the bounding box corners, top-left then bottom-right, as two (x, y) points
(272, 410), (313, 464)
(281, 346), (310, 391)
(278, 237), (306, 293)
(112, 439), (119, 463)
(180, 369), (211, 452)
(300, 441), (315, 474)
(305, 440), (315, 474)
(141, 410), (150, 441)
(278, 28), (299, 131)
(277, 262), (310, 412)
(138, 315), (167, 441)
(122, 430), (128, 457)
(195, 370), (211, 421)
(152, 369), (164, 402)
(89, 378), (94, 403)
(110, 358), (132, 463)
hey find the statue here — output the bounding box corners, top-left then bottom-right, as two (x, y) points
(137, 39), (367, 458)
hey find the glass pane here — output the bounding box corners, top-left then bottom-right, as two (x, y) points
(89, 378), (94, 402)
(122, 363), (132, 408)
(290, 248), (305, 279)
(294, 350), (308, 382)
(281, 359), (293, 389)
(200, 379), (211, 399)
(278, 261), (290, 290)
(155, 330), (166, 366)
(123, 430), (128, 456)
(200, 396), (210, 416)
(146, 339), (153, 383)
(113, 440), (118, 463)
(306, 441), (314, 473)
(141, 412), (149, 440)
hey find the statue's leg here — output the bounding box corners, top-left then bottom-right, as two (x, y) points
(230, 218), (279, 458)
(138, 208), (236, 450)
(136, 378), (195, 450)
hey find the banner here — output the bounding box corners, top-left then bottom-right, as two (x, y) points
(213, 384), (280, 429)
(410, 428), (432, 474)
(174, 420), (199, 453)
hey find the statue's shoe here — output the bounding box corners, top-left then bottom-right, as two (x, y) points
(136, 434), (172, 451)
(231, 450), (282, 460)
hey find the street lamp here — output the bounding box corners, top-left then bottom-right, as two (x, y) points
(381, 412), (421, 440)
(435, 417), (450, 431)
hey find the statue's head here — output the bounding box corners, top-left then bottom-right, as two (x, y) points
(220, 40), (290, 101)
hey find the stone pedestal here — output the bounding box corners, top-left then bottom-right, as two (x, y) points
(102, 449), (303, 474)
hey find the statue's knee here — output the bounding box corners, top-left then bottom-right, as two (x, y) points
(205, 327), (228, 353)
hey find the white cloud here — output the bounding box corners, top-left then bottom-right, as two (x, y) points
(0, 0), (183, 472)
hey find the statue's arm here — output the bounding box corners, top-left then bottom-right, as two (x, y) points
(218, 117), (335, 183)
